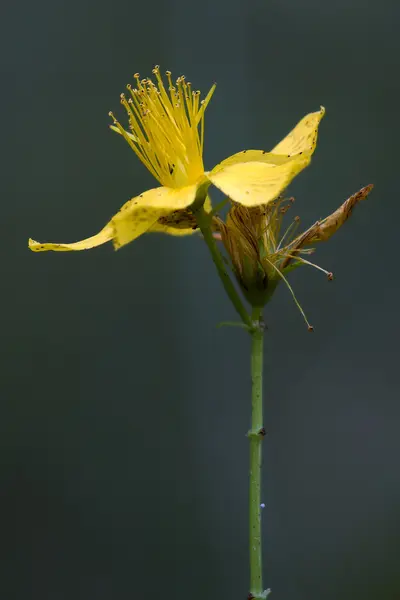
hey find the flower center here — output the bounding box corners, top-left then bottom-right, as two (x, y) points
(109, 66), (216, 188)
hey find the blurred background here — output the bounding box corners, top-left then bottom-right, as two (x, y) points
(2, 0), (400, 598)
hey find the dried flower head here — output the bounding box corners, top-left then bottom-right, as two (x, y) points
(215, 185), (373, 326)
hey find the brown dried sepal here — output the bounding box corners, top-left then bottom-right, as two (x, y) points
(307, 184), (373, 243)
(281, 184), (373, 268)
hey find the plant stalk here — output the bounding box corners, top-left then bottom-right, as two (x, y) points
(196, 203), (268, 597)
(248, 306), (266, 599)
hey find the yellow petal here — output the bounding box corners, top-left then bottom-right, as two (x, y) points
(29, 182), (202, 252)
(211, 150), (295, 174)
(271, 107), (325, 157)
(208, 157), (309, 207)
(150, 222), (197, 236)
(111, 183), (200, 248)
(149, 194), (213, 236)
(28, 224), (114, 252)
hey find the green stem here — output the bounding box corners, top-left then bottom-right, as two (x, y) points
(248, 306), (267, 599)
(195, 201), (268, 597)
(195, 205), (252, 329)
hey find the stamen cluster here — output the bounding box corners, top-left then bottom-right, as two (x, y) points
(109, 66), (215, 188)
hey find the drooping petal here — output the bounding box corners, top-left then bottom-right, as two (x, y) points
(271, 107), (325, 157)
(208, 157), (309, 207)
(28, 224), (114, 252)
(149, 193), (213, 236)
(28, 182), (202, 252)
(150, 221), (198, 236)
(111, 183), (200, 248)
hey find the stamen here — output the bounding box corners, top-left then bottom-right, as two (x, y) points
(276, 218), (300, 251)
(286, 255), (334, 279)
(263, 256), (313, 330)
(109, 68), (214, 187)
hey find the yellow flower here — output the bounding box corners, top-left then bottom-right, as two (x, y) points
(29, 66), (325, 253)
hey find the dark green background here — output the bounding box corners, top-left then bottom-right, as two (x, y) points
(2, 0), (400, 598)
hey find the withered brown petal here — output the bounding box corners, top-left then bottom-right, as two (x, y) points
(309, 184), (374, 243)
(281, 184), (373, 268)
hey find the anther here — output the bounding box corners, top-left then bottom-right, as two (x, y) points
(327, 272), (334, 281)
(294, 216), (300, 222)
(133, 73), (140, 79)
(165, 70), (171, 76)
(308, 325), (314, 332)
